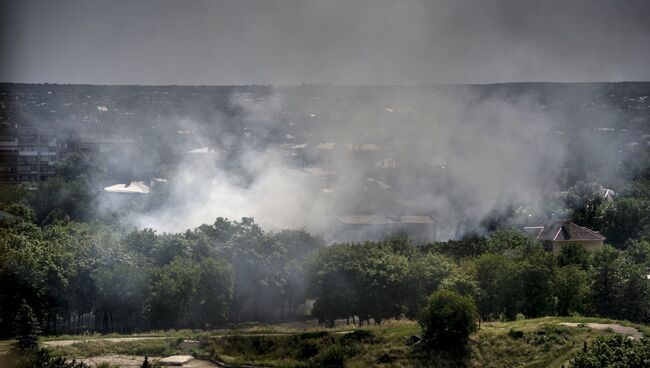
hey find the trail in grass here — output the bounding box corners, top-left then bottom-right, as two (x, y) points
(43, 336), (169, 347)
(559, 322), (643, 339)
(43, 329), (357, 348)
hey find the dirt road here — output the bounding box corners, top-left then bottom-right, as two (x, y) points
(43, 336), (169, 347)
(559, 322), (644, 339)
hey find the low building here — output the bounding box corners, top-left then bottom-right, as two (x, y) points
(524, 220), (605, 252)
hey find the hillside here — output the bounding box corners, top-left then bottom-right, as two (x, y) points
(7, 317), (645, 368)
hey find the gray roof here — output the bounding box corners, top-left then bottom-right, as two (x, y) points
(525, 220), (605, 241)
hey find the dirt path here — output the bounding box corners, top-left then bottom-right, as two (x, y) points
(559, 322), (644, 339)
(43, 336), (169, 347)
(77, 355), (219, 368)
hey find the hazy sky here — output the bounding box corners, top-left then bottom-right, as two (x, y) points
(1, 0), (650, 85)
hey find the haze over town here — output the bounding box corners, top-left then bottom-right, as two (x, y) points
(2, 1), (650, 367)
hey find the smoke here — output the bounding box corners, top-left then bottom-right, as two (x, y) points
(3, 0), (650, 84)
(109, 85), (573, 241)
(6, 1), (642, 240)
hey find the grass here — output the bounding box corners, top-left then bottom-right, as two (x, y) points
(48, 338), (182, 359)
(38, 329), (202, 341)
(3, 317), (646, 367)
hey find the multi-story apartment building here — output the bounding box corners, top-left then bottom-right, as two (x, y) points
(0, 126), (60, 182)
(0, 124), (136, 183)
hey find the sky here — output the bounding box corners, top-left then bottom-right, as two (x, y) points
(1, 0), (650, 85)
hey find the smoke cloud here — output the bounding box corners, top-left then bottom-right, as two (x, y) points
(109, 86), (573, 241)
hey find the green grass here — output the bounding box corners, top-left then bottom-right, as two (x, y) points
(38, 329), (201, 341)
(4, 317), (647, 367)
(48, 338), (181, 359)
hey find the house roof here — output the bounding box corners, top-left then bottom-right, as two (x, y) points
(525, 220), (605, 242)
(104, 181), (151, 194)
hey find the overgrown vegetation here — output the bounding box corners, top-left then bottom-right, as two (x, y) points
(34, 318), (641, 368)
(570, 335), (650, 368)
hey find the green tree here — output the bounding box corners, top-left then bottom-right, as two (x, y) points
(404, 251), (455, 319)
(471, 253), (519, 320)
(554, 265), (589, 316)
(601, 198), (650, 247)
(518, 253), (556, 318)
(12, 301), (41, 351)
(557, 242), (590, 270)
(590, 245), (624, 318)
(147, 257), (200, 329)
(418, 290), (478, 352)
(192, 258), (233, 328)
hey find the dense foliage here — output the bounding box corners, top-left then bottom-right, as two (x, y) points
(305, 230), (650, 326)
(570, 336), (650, 368)
(0, 209), (324, 336)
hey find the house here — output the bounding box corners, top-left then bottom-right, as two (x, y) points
(524, 220), (605, 252)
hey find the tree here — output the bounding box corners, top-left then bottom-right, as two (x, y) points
(141, 356), (151, 368)
(192, 258), (233, 328)
(554, 265), (589, 316)
(147, 257), (200, 329)
(404, 252), (455, 319)
(471, 253), (519, 320)
(418, 290), (478, 352)
(557, 242), (590, 270)
(12, 301), (41, 351)
(601, 198), (650, 248)
(518, 253), (556, 318)
(485, 229), (541, 254)
(590, 245), (624, 318)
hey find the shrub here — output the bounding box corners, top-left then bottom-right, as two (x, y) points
(418, 290), (478, 352)
(339, 329), (376, 343)
(570, 335), (650, 367)
(299, 331), (330, 340)
(311, 345), (347, 367)
(11, 348), (90, 368)
(515, 313), (526, 321)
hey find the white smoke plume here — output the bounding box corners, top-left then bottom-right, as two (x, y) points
(115, 86), (568, 241)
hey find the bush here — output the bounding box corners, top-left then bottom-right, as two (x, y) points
(311, 345), (347, 367)
(418, 290), (478, 352)
(515, 313), (526, 321)
(570, 335), (650, 367)
(339, 329), (376, 343)
(10, 348), (90, 368)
